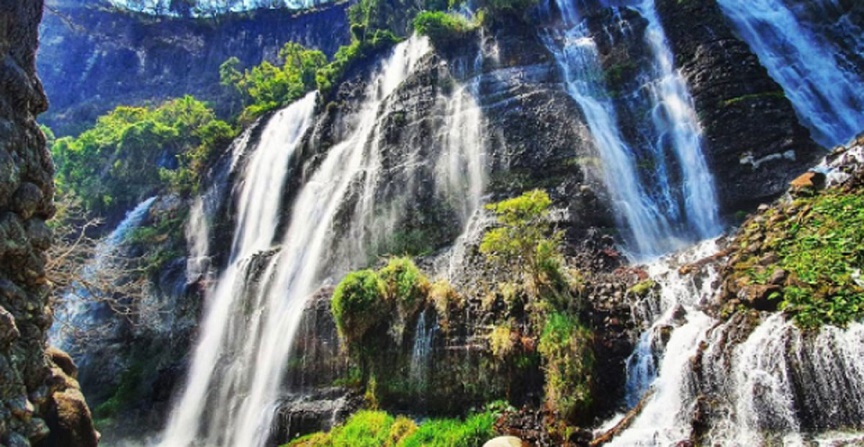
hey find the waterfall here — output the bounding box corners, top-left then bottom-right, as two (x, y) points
(717, 0), (864, 148)
(409, 310), (437, 387)
(159, 38), (432, 447)
(542, 0), (720, 260)
(50, 196), (157, 353)
(159, 92), (318, 447)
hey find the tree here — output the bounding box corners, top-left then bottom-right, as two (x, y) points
(47, 195), (150, 350)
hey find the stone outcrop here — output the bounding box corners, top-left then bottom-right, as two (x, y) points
(38, 0), (350, 135)
(0, 1), (96, 445)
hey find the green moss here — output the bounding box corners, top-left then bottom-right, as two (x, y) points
(628, 279), (657, 297)
(380, 257), (431, 317)
(92, 359), (146, 419)
(604, 61), (637, 87)
(721, 91), (786, 108)
(735, 188), (864, 329)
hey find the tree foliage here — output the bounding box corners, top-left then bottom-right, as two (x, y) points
(51, 96), (234, 216)
(412, 11), (477, 48)
(480, 190), (560, 287)
(219, 42), (326, 122)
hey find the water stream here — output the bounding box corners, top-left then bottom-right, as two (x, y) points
(717, 0), (864, 147)
(542, 0), (720, 260)
(49, 196), (157, 355)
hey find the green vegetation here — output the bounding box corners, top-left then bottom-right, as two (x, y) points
(721, 90), (786, 108)
(331, 257), (434, 349)
(316, 28), (402, 96)
(331, 269), (389, 343)
(220, 42), (327, 122)
(480, 189), (573, 301)
(479, 189), (594, 424)
(733, 187), (864, 329)
(380, 257), (431, 318)
(628, 279), (657, 297)
(51, 96), (234, 215)
(475, 0), (539, 22)
(284, 409), (498, 447)
(538, 312), (594, 422)
(413, 11), (477, 48)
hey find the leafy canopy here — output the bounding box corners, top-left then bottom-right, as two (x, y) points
(51, 96), (234, 215)
(220, 42), (326, 122)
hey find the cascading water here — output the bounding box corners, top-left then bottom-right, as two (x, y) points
(50, 196), (157, 354)
(159, 92), (318, 447)
(541, 0), (720, 260)
(409, 310), (438, 388)
(717, 0), (864, 148)
(607, 152), (864, 445)
(160, 38), (435, 447)
(438, 81), (487, 224)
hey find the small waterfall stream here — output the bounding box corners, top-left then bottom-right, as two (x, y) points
(717, 0), (864, 147)
(542, 0), (720, 260)
(50, 196), (157, 354)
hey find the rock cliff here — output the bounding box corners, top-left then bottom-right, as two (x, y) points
(38, 0), (350, 135)
(0, 1), (96, 445)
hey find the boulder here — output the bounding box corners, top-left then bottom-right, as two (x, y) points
(483, 436), (524, 447)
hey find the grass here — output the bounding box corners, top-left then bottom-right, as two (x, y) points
(284, 410), (498, 447)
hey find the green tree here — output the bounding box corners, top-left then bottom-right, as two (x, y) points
(51, 96), (234, 215)
(220, 42), (326, 121)
(480, 189), (556, 284)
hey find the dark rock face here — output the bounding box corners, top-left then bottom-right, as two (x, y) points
(655, 0), (823, 214)
(37, 0), (350, 136)
(0, 1), (96, 445)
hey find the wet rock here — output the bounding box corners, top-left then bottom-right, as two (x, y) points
(40, 388), (99, 447)
(0, 305), (19, 347)
(46, 347), (77, 380)
(768, 268), (787, 286)
(655, 0), (822, 213)
(39, 1), (351, 136)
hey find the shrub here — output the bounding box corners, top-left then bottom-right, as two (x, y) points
(488, 323), (515, 360)
(316, 30), (401, 96)
(220, 42), (327, 122)
(481, 189), (571, 302)
(331, 270), (388, 343)
(538, 312), (594, 423)
(380, 257), (431, 317)
(429, 279), (461, 331)
(413, 11), (477, 48)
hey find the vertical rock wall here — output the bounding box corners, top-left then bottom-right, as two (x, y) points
(0, 1), (96, 445)
(655, 0), (823, 213)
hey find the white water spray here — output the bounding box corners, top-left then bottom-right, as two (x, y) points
(717, 0), (864, 147)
